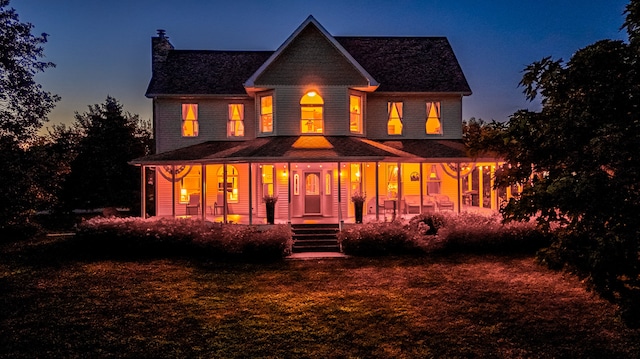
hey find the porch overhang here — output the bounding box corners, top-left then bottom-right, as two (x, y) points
(130, 136), (475, 166)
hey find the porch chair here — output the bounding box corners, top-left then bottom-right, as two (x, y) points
(213, 193), (231, 215)
(383, 200), (396, 215)
(422, 196), (436, 212)
(435, 194), (454, 211)
(186, 193), (200, 215)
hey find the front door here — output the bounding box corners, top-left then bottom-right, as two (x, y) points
(304, 172), (321, 215)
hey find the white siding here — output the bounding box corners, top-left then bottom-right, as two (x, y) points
(365, 95), (463, 140)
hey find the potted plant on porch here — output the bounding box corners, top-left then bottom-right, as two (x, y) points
(351, 192), (366, 224)
(263, 194), (278, 224)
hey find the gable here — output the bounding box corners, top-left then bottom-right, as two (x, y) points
(253, 24), (370, 87)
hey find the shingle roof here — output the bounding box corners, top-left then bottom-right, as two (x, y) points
(146, 37), (471, 96)
(335, 37), (471, 93)
(146, 50), (272, 96)
(131, 137), (469, 164)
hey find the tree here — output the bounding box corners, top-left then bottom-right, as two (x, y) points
(497, 1), (640, 326)
(0, 0), (59, 142)
(0, 0), (59, 234)
(462, 118), (508, 159)
(60, 96), (152, 212)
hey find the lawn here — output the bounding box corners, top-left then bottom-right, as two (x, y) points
(1, 236), (639, 358)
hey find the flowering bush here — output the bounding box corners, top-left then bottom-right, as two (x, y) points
(338, 221), (419, 256)
(75, 217), (292, 261)
(263, 194), (278, 205)
(432, 212), (549, 254)
(350, 192), (366, 204)
(339, 212), (549, 256)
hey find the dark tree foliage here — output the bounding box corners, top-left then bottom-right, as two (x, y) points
(494, 1), (640, 326)
(0, 0), (59, 142)
(462, 118), (509, 159)
(0, 0), (59, 233)
(61, 96), (152, 213)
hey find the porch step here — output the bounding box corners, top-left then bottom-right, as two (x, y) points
(291, 223), (340, 253)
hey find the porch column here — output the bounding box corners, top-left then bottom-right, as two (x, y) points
(419, 162), (424, 214)
(171, 165), (176, 217)
(396, 161), (401, 219)
(479, 166), (484, 209)
(140, 165), (146, 218)
(375, 161), (380, 221)
(491, 164), (497, 210)
(338, 162), (343, 226)
(201, 164), (207, 220)
(456, 162), (461, 213)
(338, 161), (342, 228)
(249, 162), (253, 225)
(223, 163), (228, 224)
(287, 162), (291, 224)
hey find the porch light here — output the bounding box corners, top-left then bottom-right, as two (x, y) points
(307, 91), (317, 97)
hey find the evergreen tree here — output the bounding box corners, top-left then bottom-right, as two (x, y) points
(61, 97), (152, 212)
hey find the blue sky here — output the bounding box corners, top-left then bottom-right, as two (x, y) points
(11, 0), (630, 129)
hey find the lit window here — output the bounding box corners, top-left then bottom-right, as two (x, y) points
(350, 95), (362, 133)
(262, 165), (274, 196)
(182, 104), (199, 137)
(325, 172), (331, 195)
(306, 173), (320, 195)
(294, 173), (300, 195)
(260, 95), (273, 133)
(350, 163), (362, 193)
(426, 164), (441, 194)
(387, 165), (398, 198)
(228, 104), (245, 137)
(217, 165), (239, 203)
(387, 102), (403, 135)
(179, 167), (201, 203)
(300, 91), (324, 134)
(426, 101), (442, 134)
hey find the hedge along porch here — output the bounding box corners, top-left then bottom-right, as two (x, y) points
(133, 136), (507, 224)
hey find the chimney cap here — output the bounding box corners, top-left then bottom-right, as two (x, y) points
(156, 29), (167, 38)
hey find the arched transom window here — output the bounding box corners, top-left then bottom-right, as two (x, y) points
(300, 91), (324, 134)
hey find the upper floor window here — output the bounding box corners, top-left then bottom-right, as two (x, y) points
(387, 102), (403, 135)
(182, 104), (198, 137)
(300, 91), (324, 134)
(228, 104), (245, 137)
(260, 95), (273, 133)
(350, 95), (362, 134)
(426, 101), (442, 134)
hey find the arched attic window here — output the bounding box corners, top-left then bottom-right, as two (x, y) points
(300, 91), (324, 134)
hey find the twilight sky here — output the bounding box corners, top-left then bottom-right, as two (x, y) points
(12, 0), (630, 130)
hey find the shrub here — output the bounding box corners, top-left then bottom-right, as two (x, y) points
(433, 212), (549, 254)
(75, 217), (292, 261)
(340, 212), (549, 257)
(338, 221), (420, 256)
(408, 212), (448, 235)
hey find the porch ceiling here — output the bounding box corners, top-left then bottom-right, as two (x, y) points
(130, 136), (471, 165)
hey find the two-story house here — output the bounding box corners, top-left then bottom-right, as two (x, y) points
(132, 16), (504, 224)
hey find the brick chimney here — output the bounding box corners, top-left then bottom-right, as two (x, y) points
(152, 29), (174, 74)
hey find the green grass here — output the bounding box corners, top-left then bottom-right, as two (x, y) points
(1, 236), (639, 358)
